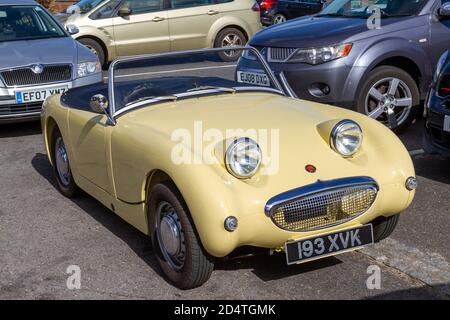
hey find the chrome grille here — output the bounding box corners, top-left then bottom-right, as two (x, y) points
(0, 103), (42, 116)
(0, 65), (71, 87)
(268, 47), (297, 62)
(266, 178), (378, 232)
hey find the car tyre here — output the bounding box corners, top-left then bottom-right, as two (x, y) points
(371, 214), (400, 243)
(52, 128), (80, 198)
(78, 38), (106, 67)
(214, 28), (247, 62)
(272, 13), (287, 24)
(357, 66), (420, 133)
(149, 182), (214, 289)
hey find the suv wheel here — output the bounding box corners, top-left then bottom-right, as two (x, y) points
(215, 28), (247, 62)
(78, 38), (106, 67)
(273, 14), (287, 24)
(357, 66), (419, 132)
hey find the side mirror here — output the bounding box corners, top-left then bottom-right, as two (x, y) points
(439, 2), (450, 18)
(118, 7), (132, 17)
(90, 94), (109, 113)
(65, 24), (79, 35)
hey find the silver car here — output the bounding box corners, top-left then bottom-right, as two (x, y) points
(0, 0), (102, 123)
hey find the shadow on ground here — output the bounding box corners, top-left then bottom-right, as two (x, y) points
(31, 152), (345, 287)
(366, 284), (448, 300)
(0, 120), (41, 138)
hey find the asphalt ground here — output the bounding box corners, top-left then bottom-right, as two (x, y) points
(0, 66), (449, 300)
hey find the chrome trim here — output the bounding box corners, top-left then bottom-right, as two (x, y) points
(265, 176), (379, 217)
(0, 63), (73, 88)
(330, 120), (363, 158)
(225, 137), (262, 179)
(108, 46), (285, 122)
(267, 47), (298, 63)
(278, 72), (297, 98)
(0, 111), (41, 119)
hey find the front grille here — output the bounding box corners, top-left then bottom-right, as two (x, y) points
(0, 65), (71, 87)
(429, 125), (450, 148)
(268, 47), (297, 62)
(269, 184), (378, 232)
(0, 103), (42, 116)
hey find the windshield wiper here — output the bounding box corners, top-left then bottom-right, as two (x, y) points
(125, 95), (178, 107)
(187, 86), (236, 94)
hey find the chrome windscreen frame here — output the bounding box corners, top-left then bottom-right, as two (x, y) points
(107, 46), (286, 123)
(264, 176), (379, 217)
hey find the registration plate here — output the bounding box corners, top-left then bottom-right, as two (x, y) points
(444, 115), (450, 133)
(285, 224), (374, 265)
(15, 86), (68, 104)
(237, 71), (270, 87)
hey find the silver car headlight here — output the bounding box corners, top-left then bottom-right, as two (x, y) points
(330, 120), (363, 157)
(288, 43), (353, 65)
(77, 61), (101, 78)
(225, 137), (262, 179)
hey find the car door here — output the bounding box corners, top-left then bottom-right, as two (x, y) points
(167, 0), (221, 51)
(112, 0), (170, 57)
(67, 109), (112, 195)
(430, 0), (450, 68)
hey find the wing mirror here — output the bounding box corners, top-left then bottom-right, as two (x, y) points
(118, 7), (132, 17)
(439, 2), (450, 18)
(65, 24), (79, 35)
(90, 94), (116, 125)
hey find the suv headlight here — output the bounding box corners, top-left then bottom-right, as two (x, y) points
(288, 43), (352, 65)
(225, 137), (262, 179)
(77, 61), (101, 78)
(330, 120), (363, 157)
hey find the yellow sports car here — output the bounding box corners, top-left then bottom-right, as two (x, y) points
(41, 47), (417, 289)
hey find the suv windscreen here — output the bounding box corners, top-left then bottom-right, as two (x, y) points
(0, 5), (66, 42)
(319, 0), (427, 18)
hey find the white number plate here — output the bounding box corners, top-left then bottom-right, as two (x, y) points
(15, 86), (68, 104)
(237, 71), (270, 87)
(444, 115), (450, 133)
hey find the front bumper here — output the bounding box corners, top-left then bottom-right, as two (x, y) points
(0, 73), (102, 123)
(423, 90), (450, 157)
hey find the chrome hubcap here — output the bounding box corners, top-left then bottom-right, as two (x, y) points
(221, 33), (243, 58)
(365, 77), (413, 129)
(156, 202), (185, 271)
(55, 137), (71, 186)
(274, 15), (286, 24)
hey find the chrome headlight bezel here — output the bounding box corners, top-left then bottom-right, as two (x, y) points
(225, 137), (262, 179)
(330, 120), (363, 158)
(77, 61), (101, 78)
(287, 43), (353, 65)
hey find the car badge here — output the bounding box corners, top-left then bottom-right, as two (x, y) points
(31, 64), (44, 74)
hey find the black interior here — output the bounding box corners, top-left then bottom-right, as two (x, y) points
(61, 76), (244, 112)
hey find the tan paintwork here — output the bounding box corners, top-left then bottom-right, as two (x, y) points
(42, 92), (415, 258)
(65, 0), (261, 62)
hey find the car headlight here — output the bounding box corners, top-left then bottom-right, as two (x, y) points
(77, 61), (101, 78)
(330, 120), (363, 157)
(225, 137), (262, 179)
(288, 43), (352, 65)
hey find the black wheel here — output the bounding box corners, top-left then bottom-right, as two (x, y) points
(148, 182), (214, 289)
(214, 28), (247, 62)
(78, 38), (106, 67)
(356, 66), (420, 133)
(371, 214), (400, 243)
(272, 13), (287, 24)
(51, 128), (80, 198)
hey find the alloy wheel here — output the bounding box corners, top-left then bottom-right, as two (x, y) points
(364, 77), (413, 129)
(221, 33), (244, 58)
(273, 15), (286, 24)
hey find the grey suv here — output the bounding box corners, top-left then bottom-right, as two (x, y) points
(244, 0), (450, 131)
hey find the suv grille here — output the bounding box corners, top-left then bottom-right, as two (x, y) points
(267, 183), (378, 232)
(268, 47), (297, 62)
(0, 65), (71, 87)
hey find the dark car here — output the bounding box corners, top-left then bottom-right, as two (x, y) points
(258, 0), (324, 25)
(423, 50), (450, 157)
(242, 0), (450, 131)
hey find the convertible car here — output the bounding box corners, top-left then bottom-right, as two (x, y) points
(41, 47), (417, 289)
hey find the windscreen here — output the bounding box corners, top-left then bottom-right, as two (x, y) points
(0, 5), (66, 42)
(110, 48), (283, 115)
(320, 0), (427, 17)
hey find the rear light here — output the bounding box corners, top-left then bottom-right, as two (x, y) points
(260, 1), (278, 10)
(252, 2), (260, 11)
(438, 75), (450, 97)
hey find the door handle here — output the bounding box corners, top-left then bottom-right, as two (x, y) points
(207, 10), (219, 15)
(152, 16), (165, 22)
